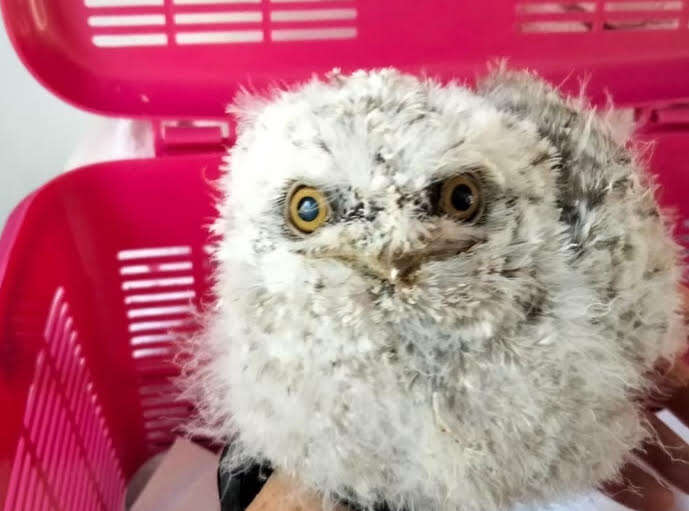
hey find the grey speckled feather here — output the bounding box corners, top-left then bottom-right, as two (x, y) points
(183, 67), (686, 511)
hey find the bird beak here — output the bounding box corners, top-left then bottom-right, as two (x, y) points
(358, 254), (422, 284)
(309, 239), (479, 284)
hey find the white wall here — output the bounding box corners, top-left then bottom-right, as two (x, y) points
(0, 12), (99, 224)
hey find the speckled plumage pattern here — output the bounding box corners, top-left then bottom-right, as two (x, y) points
(184, 68), (686, 511)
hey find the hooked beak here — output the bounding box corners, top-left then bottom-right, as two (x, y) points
(306, 239), (480, 284)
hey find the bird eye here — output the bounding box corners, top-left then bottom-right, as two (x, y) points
(287, 185), (330, 233)
(439, 174), (482, 221)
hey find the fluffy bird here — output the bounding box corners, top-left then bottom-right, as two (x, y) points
(186, 68), (686, 511)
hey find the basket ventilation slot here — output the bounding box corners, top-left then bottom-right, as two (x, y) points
(4, 287), (125, 511)
(118, 246), (197, 451)
(86, 0), (359, 47)
(516, 1), (686, 32)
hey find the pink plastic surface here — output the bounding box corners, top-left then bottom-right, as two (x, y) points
(5, 0), (689, 118)
(0, 155), (221, 510)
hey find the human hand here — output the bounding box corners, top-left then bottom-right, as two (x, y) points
(602, 358), (689, 511)
(246, 472), (347, 511)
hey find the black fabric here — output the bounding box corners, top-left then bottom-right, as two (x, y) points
(217, 446), (273, 511)
(217, 445), (393, 511)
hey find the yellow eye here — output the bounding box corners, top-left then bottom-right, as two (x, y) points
(439, 174), (482, 221)
(287, 185), (330, 233)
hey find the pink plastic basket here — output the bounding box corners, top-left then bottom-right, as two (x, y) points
(3, 1), (689, 510)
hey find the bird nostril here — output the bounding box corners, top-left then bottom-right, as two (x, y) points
(391, 256), (421, 283)
(391, 247), (407, 259)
